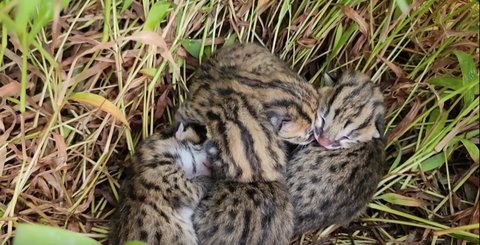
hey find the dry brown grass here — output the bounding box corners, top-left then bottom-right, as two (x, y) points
(1, 0), (479, 244)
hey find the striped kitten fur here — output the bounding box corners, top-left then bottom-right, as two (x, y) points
(287, 71), (387, 235)
(175, 42), (318, 145)
(314, 71), (384, 149)
(108, 124), (212, 245)
(192, 93), (294, 245)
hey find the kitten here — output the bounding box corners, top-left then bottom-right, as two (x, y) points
(286, 71), (387, 235)
(192, 93), (294, 245)
(108, 123), (212, 245)
(175, 42), (318, 145)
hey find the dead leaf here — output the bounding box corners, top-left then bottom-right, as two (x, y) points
(0, 81), (21, 98)
(41, 173), (62, 197)
(122, 31), (183, 88)
(386, 99), (422, 143)
(155, 85), (172, 119)
(257, 0), (272, 14)
(35, 176), (52, 198)
(342, 6), (368, 36)
(378, 55), (406, 78)
(69, 92), (130, 127)
(435, 118), (470, 152)
(52, 133), (67, 165)
(60, 42), (115, 106)
(377, 193), (425, 207)
(471, 202), (479, 235)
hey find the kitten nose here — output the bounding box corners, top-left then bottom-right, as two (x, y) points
(317, 137), (331, 147)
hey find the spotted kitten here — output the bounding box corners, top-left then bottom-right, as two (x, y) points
(108, 124), (212, 245)
(175, 42), (318, 145)
(192, 93), (294, 245)
(286, 71), (386, 235)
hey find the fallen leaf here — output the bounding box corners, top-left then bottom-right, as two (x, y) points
(41, 173), (62, 197)
(52, 133), (67, 165)
(387, 99), (422, 143)
(69, 92), (130, 126)
(0, 80), (21, 97)
(377, 193), (425, 207)
(155, 85), (172, 119)
(435, 118), (470, 152)
(35, 176), (52, 198)
(342, 6), (368, 36)
(257, 0), (272, 14)
(378, 55), (405, 78)
(60, 41), (115, 105)
(122, 31), (183, 87)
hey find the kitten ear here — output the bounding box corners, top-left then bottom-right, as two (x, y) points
(372, 129), (381, 139)
(323, 72), (337, 86)
(175, 122), (186, 141)
(373, 114), (385, 139)
(266, 109), (290, 131)
(266, 110), (282, 130)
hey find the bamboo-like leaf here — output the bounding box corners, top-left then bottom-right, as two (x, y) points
(460, 138), (479, 163)
(428, 76), (462, 90)
(121, 0), (134, 13)
(396, 0), (410, 14)
(69, 92), (129, 127)
(181, 39), (202, 58)
(123, 241), (149, 245)
(421, 153), (445, 172)
(454, 51), (479, 107)
(13, 224), (101, 245)
(143, 0), (173, 31)
(377, 193), (424, 207)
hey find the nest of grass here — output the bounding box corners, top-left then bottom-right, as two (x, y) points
(1, 0), (479, 244)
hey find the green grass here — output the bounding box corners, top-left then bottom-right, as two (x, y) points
(0, 0), (479, 244)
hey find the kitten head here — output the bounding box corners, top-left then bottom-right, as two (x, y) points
(268, 106), (315, 145)
(138, 123), (211, 178)
(314, 71), (385, 150)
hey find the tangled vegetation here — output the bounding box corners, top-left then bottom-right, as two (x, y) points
(0, 0), (479, 244)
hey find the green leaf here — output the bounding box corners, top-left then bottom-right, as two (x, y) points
(454, 51), (479, 107)
(327, 23), (356, 64)
(28, 0), (71, 43)
(334, 23), (343, 47)
(377, 193), (424, 207)
(121, 0), (134, 13)
(123, 241), (149, 245)
(465, 129), (480, 139)
(143, 1), (173, 31)
(181, 39), (203, 58)
(389, 142), (402, 171)
(13, 224), (101, 245)
(396, 0), (410, 14)
(460, 139), (479, 163)
(15, 0), (41, 39)
(140, 67), (158, 77)
(223, 33), (238, 48)
(428, 77), (462, 90)
(420, 153), (445, 172)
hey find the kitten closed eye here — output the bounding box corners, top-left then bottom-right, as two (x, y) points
(287, 71), (387, 235)
(108, 124), (211, 245)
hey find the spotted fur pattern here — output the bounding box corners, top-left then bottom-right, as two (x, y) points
(175, 42), (318, 145)
(108, 125), (212, 245)
(314, 71), (385, 149)
(287, 71), (387, 234)
(287, 139), (385, 235)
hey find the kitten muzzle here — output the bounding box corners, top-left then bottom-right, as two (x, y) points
(316, 136), (332, 148)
